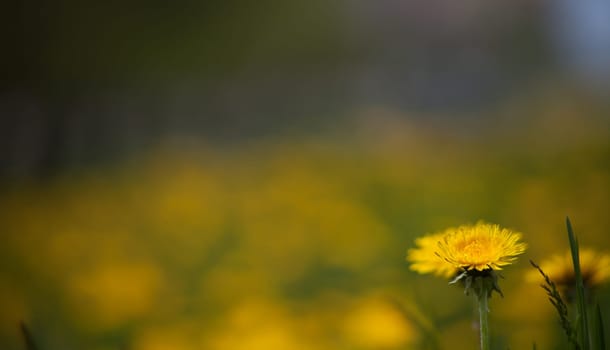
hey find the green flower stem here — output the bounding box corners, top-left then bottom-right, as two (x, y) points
(455, 271), (501, 350)
(477, 289), (490, 350)
(474, 276), (491, 350)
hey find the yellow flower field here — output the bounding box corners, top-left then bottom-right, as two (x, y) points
(0, 110), (609, 349)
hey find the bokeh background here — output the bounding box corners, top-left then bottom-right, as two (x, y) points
(2, 1), (610, 349)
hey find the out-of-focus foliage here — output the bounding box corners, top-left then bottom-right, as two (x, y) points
(0, 104), (609, 349)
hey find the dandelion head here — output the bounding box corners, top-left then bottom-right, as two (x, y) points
(407, 222), (526, 347)
(437, 222), (527, 272)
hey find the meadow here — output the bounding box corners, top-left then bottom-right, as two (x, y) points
(1, 98), (609, 349)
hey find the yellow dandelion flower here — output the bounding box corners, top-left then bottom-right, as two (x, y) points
(406, 231), (458, 278)
(437, 222), (527, 272)
(528, 248), (610, 294)
(407, 222), (526, 350)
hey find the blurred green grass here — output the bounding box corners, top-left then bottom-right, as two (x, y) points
(0, 107), (609, 349)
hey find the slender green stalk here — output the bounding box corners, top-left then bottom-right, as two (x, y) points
(19, 321), (38, 350)
(566, 217), (590, 350)
(478, 293), (490, 350)
(475, 277), (491, 350)
(530, 260), (579, 349)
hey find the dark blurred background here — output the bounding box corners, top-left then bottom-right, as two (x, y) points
(1, 1), (610, 350)
(2, 0), (608, 179)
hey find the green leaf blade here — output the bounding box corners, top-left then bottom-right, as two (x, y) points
(566, 217), (590, 350)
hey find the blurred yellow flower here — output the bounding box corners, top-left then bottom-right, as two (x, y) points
(343, 296), (417, 349)
(66, 261), (163, 330)
(208, 299), (309, 350)
(131, 323), (200, 350)
(406, 231), (458, 278)
(437, 222), (526, 272)
(528, 248), (610, 295)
